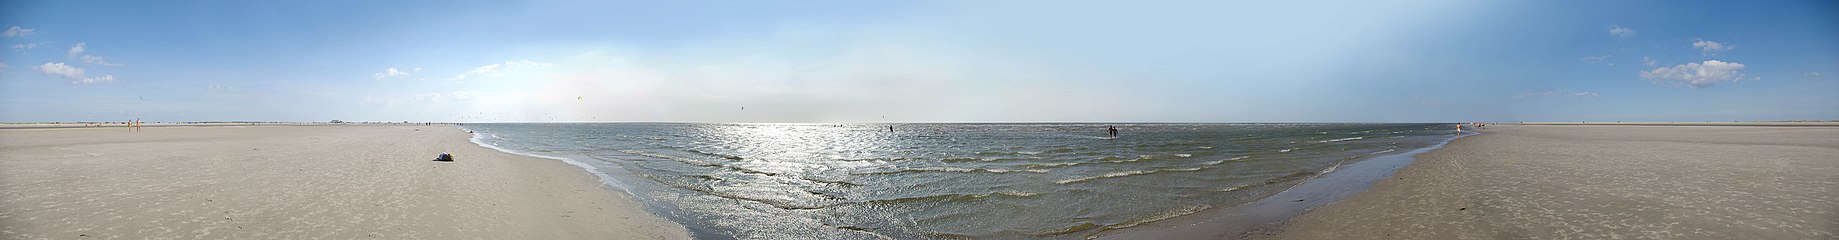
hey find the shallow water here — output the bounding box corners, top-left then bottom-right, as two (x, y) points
(463, 123), (1454, 239)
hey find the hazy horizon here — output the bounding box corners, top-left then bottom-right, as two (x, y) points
(3, 0), (1836, 123)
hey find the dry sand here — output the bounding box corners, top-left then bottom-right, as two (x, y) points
(1272, 124), (1839, 239)
(0, 125), (688, 239)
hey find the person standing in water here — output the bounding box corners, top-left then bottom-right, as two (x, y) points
(1107, 125), (1119, 138)
(889, 125), (895, 132)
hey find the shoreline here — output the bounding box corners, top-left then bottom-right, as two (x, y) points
(1268, 124), (1839, 239)
(458, 126), (726, 239)
(1094, 130), (1474, 239)
(0, 125), (689, 239)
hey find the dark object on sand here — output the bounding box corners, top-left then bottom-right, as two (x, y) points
(434, 152), (454, 162)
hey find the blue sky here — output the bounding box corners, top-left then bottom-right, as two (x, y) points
(2, 0), (1835, 123)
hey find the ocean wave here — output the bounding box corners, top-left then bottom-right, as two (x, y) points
(1202, 156), (1254, 165)
(860, 191), (1042, 205)
(1021, 162), (1081, 169)
(852, 167), (1048, 175)
(941, 157), (999, 163)
(1100, 205), (1213, 231)
(618, 149), (721, 167)
(687, 149), (745, 160)
(1209, 184), (1250, 192)
(836, 157), (909, 162)
(799, 175), (860, 186)
(1278, 148), (1296, 153)
(1056, 167), (1203, 184)
(1319, 137), (1364, 143)
(1104, 155), (1165, 163)
(1263, 171), (1314, 184)
(464, 128), (634, 194)
(1033, 222), (1103, 236)
(640, 173), (838, 210)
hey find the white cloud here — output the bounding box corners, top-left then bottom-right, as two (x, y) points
(36, 62), (116, 84)
(68, 42), (86, 57)
(11, 42), (42, 49)
(1581, 55), (1610, 64)
(1642, 56), (1657, 67)
(1691, 39), (1732, 54)
(207, 85), (236, 91)
(1639, 60), (1746, 88)
(449, 90), (478, 101)
(1808, 72), (1823, 77)
(446, 60), (553, 81)
(373, 67), (411, 80)
(3, 26), (34, 38)
(1608, 26), (1635, 38)
(80, 55), (123, 66)
(392, 91), (481, 103)
(412, 93), (443, 102)
(413, 67), (423, 72)
(1512, 90), (1599, 99)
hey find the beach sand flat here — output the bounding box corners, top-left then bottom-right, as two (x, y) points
(0, 125), (687, 239)
(1272, 124), (1838, 239)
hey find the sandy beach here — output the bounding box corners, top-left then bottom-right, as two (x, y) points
(1272, 124), (1839, 239)
(0, 125), (687, 239)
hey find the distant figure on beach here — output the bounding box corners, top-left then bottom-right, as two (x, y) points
(1455, 124), (1462, 134)
(1107, 126), (1119, 138)
(889, 125), (894, 132)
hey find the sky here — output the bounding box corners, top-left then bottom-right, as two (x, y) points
(2, 0), (1835, 123)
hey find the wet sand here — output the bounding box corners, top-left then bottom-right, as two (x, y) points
(0, 125), (687, 239)
(1272, 124), (1839, 239)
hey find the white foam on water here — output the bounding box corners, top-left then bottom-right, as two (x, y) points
(463, 126), (636, 195)
(1319, 137), (1364, 143)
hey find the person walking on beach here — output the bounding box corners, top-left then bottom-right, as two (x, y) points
(1107, 125), (1119, 138)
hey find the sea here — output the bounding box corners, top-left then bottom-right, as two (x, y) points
(460, 123), (1458, 239)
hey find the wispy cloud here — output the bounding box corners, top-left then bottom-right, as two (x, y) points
(446, 60), (552, 81)
(80, 55), (123, 66)
(3, 26), (33, 38)
(1642, 56), (1657, 67)
(1640, 60), (1746, 88)
(67, 42), (85, 57)
(11, 41), (47, 50)
(1581, 55), (1610, 64)
(36, 62), (115, 84)
(1807, 72), (1823, 77)
(1608, 26), (1636, 38)
(412, 91), (480, 102)
(1512, 90), (1600, 99)
(373, 67), (411, 80)
(1691, 39), (1732, 54)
